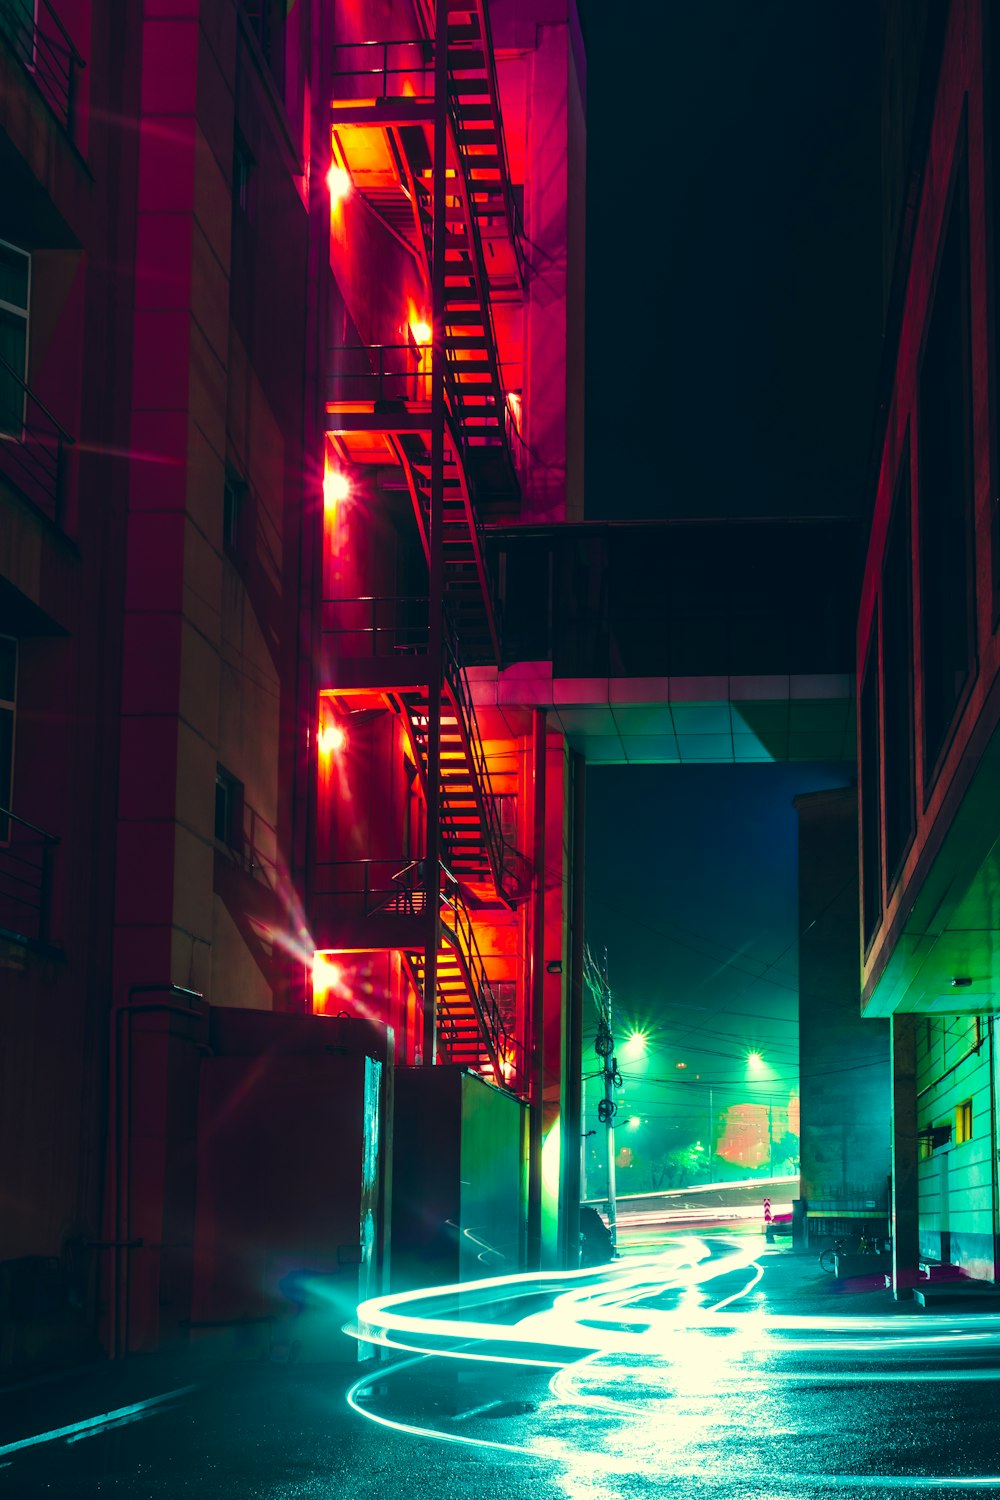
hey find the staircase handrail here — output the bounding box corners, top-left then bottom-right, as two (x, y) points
(442, 618), (526, 902)
(462, 0), (525, 287)
(0, 352), (74, 525)
(439, 865), (510, 1080)
(0, 805), (59, 946)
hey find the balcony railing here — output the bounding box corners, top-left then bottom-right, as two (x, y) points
(0, 807), (58, 947)
(320, 596), (527, 900)
(0, 0), (84, 141)
(439, 874), (513, 1077)
(327, 344), (430, 409)
(0, 353), (73, 525)
(322, 595), (431, 658)
(331, 28), (523, 275)
(331, 39), (433, 105)
(312, 855), (514, 1079)
(312, 856), (436, 917)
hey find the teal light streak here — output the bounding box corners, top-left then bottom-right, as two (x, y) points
(0, 1385), (199, 1458)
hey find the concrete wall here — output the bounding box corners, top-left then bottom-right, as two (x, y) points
(0, 0), (141, 1370)
(915, 1015), (997, 1279)
(796, 788), (891, 1224)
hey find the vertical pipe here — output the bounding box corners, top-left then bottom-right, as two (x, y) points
(527, 708), (546, 1266)
(422, 1), (450, 1065)
(989, 1017), (998, 1280)
(560, 750), (585, 1266)
(891, 1013), (919, 1298)
(603, 1017), (617, 1253)
(708, 1087), (714, 1182)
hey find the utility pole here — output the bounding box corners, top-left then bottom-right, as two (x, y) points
(584, 945), (621, 1255)
(708, 1086), (714, 1183)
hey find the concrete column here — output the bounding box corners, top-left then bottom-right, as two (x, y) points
(891, 1013), (919, 1298)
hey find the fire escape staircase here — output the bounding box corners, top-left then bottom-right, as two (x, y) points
(390, 623), (525, 904)
(328, 4), (525, 662)
(399, 867), (512, 1079)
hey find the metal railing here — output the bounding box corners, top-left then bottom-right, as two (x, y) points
(312, 857), (434, 917)
(243, 804), (278, 889)
(439, 871), (512, 1077)
(321, 595), (430, 657)
(313, 855), (512, 1077)
(442, 617), (525, 901)
(331, 38), (433, 103)
(0, 806), (58, 946)
(327, 344), (430, 409)
(0, 0), (84, 140)
(318, 595), (526, 900)
(330, 27), (523, 282)
(0, 353), (73, 525)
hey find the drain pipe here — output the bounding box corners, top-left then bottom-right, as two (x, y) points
(527, 709), (547, 1268)
(104, 985), (204, 1358)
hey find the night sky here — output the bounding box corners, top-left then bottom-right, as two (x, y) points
(578, 0), (882, 520)
(575, 3), (879, 1173)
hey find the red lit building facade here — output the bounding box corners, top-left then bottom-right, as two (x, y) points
(0, 0), (584, 1369)
(859, 0), (1000, 1289)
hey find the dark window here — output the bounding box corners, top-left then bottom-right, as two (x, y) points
(233, 133), (255, 220)
(0, 237), (29, 437)
(223, 468), (247, 561)
(882, 453), (915, 884)
(918, 136), (975, 783)
(241, 0), (285, 88)
(860, 623), (882, 949)
(214, 764), (244, 851)
(0, 634), (15, 841)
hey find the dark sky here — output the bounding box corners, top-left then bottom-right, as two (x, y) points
(585, 763), (852, 1127)
(578, 1), (882, 520)
(575, 6), (878, 1155)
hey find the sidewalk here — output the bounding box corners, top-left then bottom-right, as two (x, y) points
(742, 1241), (911, 1316)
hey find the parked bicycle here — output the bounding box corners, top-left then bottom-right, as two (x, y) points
(818, 1225), (879, 1273)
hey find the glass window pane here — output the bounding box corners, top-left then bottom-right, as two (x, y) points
(0, 637), (15, 703)
(0, 239), (29, 314)
(0, 312), (26, 436)
(0, 708), (12, 808)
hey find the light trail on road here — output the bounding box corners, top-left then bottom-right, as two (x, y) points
(344, 1238), (1000, 1492)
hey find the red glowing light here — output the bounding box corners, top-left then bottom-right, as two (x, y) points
(323, 466), (350, 511)
(317, 718), (346, 756)
(410, 319), (432, 346)
(312, 951), (342, 1004)
(326, 164), (351, 207)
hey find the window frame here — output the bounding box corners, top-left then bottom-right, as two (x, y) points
(882, 444), (916, 889)
(860, 619), (882, 954)
(0, 633), (16, 844)
(0, 236), (31, 439)
(954, 1097), (973, 1145)
(214, 764), (245, 854)
(916, 114), (977, 799)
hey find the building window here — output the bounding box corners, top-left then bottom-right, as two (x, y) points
(233, 132), (255, 220)
(223, 468), (248, 561)
(0, 238), (30, 438)
(215, 764), (244, 852)
(955, 1098), (973, 1144)
(241, 0), (285, 88)
(860, 623), (882, 949)
(918, 135), (975, 784)
(882, 452), (915, 885)
(0, 635), (15, 841)
(919, 1121), (952, 1160)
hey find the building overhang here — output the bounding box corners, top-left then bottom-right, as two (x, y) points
(468, 662), (855, 764)
(862, 715), (1000, 1019)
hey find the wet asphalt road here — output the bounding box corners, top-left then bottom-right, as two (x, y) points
(3, 1239), (1000, 1500)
